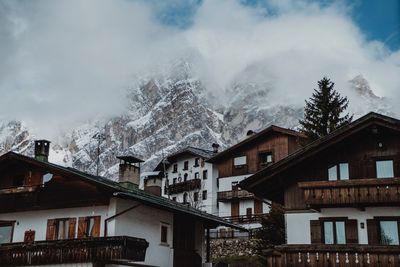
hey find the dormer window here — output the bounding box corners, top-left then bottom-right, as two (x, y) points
(376, 160), (394, 178)
(328, 163), (349, 181)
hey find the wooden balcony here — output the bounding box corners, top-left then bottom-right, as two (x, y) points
(217, 189), (255, 202)
(0, 185), (41, 195)
(166, 179), (201, 195)
(265, 244), (400, 267)
(0, 236), (149, 266)
(298, 178), (400, 209)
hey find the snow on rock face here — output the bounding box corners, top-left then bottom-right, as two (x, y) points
(0, 67), (394, 179)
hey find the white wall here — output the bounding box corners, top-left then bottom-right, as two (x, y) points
(286, 207), (400, 244)
(0, 206), (109, 242)
(111, 198), (174, 267)
(161, 155), (218, 215)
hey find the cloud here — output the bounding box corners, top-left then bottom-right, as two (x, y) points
(0, 0), (399, 136)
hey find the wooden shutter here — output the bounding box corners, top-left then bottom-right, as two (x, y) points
(367, 219), (379, 245)
(310, 220), (322, 244)
(24, 230), (35, 242)
(46, 219), (56, 240)
(231, 201), (239, 217)
(92, 216), (101, 237)
(77, 217), (87, 238)
(345, 219), (359, 244)
(254, 199), (263, 214)
(68, 218), (77, 239)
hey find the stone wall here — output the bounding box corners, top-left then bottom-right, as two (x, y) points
(211, 238), (260, 260)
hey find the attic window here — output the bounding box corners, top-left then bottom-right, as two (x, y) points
(234, 156), (247, 167)
(259, 152), (273, 166)
(376, 160), (394, 178)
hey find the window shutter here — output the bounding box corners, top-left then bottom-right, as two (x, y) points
(68, 218), (77, 239)
(77, 217), (87, 238)
(24, 230), (35, 242)
(46, 219), (56, 240)
(367, 219), (379, 245)
(92, 216), (101, 237)
(345, 219), (359, 244)
(310, 220), (322, 244)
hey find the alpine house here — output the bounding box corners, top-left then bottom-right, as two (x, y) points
(240, 112), (400, 266)
(0, 140), (242, 267)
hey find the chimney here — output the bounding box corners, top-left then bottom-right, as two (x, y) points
(34, 140), (51, 162)
(143, 172), (163, 196)
(117, 156), (143, 190)
(212, 143), (220, 153)
(246, 130), (256, 136)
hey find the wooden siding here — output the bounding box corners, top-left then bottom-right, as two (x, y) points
(217, 133), (293, 178)
(265, 245), (400, 267)
(283, 125), (400, 209)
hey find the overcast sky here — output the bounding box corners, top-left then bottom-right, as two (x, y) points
(0, 0), (399, 136)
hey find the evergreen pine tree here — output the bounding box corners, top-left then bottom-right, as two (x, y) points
(299, 77), (353, 141)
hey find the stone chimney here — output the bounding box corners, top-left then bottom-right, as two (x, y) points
(212, 143), (220, 153)
(34, 140), (51, 162)
(117, 156), (143, 190)
(143, 172), (163, 196)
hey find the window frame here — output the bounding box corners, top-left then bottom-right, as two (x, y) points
(320, 217), (348, 245)
(202, 190), (208, 200)
(258, 151), (273, 167)
(0, 221), (15, 244)
(172, 164), (178, 173)
(55, 218), (71, 240)
(194, 172), (199, 179)
(194, 158), (200, 167)
(327, 163), (350, 181)
(233, 155), (247, 168)
(160, 223), (170, 246)
(375, 159), (395, 179)
(375, 216), (400, 245)
(203, 170), (208, 180)
(183, 161), (189, 170)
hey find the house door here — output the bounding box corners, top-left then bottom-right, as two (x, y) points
(173, 215), (201, 267)
(231, 201), (239, 222)
(254, 199), (263, 214)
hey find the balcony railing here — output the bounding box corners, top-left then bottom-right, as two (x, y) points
(0, 236), (149, 266)
(298, 178), (400, 208)
(166, 179), (201, 195)
(217, 190), (255, 202)
(0, 185), (41, 195)
(264, 244), (400, 267)
(221, 214), (266, 224)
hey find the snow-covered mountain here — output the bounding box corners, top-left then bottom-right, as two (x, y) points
(0, 64), (393, 180)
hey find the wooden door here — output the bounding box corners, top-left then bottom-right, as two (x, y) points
(173, 215), (201, 267)
(254, 199), (263, 214)
(231, 201), (239, 222)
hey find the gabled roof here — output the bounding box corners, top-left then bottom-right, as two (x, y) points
(0, 152), (242, 230)
(154, 146), (215, 171)
(240, 112), (400, 197)
(207, 125), (305, 163)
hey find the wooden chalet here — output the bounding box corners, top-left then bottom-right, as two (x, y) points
(240, 112), (400, 266)
(0, 141), (242, 267)
(207, 126), (305, 228)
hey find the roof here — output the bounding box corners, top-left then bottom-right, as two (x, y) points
(154, 146), (215, 171)
(207, 125), (305, 163)
(240, 112), (400, 197)
(0, 152), (242, 230)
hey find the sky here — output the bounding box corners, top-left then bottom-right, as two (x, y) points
(0, 0), (399, 136)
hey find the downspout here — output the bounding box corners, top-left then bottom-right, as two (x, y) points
(104, 202), (141, 237)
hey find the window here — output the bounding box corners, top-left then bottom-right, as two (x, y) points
(379, 220), (399, 245)
(194, 192), (199, 202)
(184, 173), (188, 181)
(194, 158), (200, 167)
(328, 163), (349, 180)
(203, 170), (208, 180)
(77, 216), (100, 238)
(376, 160), (394, 178)
(0, 221), (14, 244)
(234, 156), (247, 167)
(323, 221), (346, 244)
(183, 193), (188, 204)
(202, 190), (207, 200)
(259, 152), (273, 166)
(160, 224), (169, 244)
(56, 219), (70, 240)
(194, 172), (199, 179)
(172, 197), (177, 201)
(173, 178), (177, 184)
(46, 218), (76, 240)
(231, 181), (239, 190)
(183, 161), (189, 170)
(246, 208), (252, 217)
(172, 164), (178, 173)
